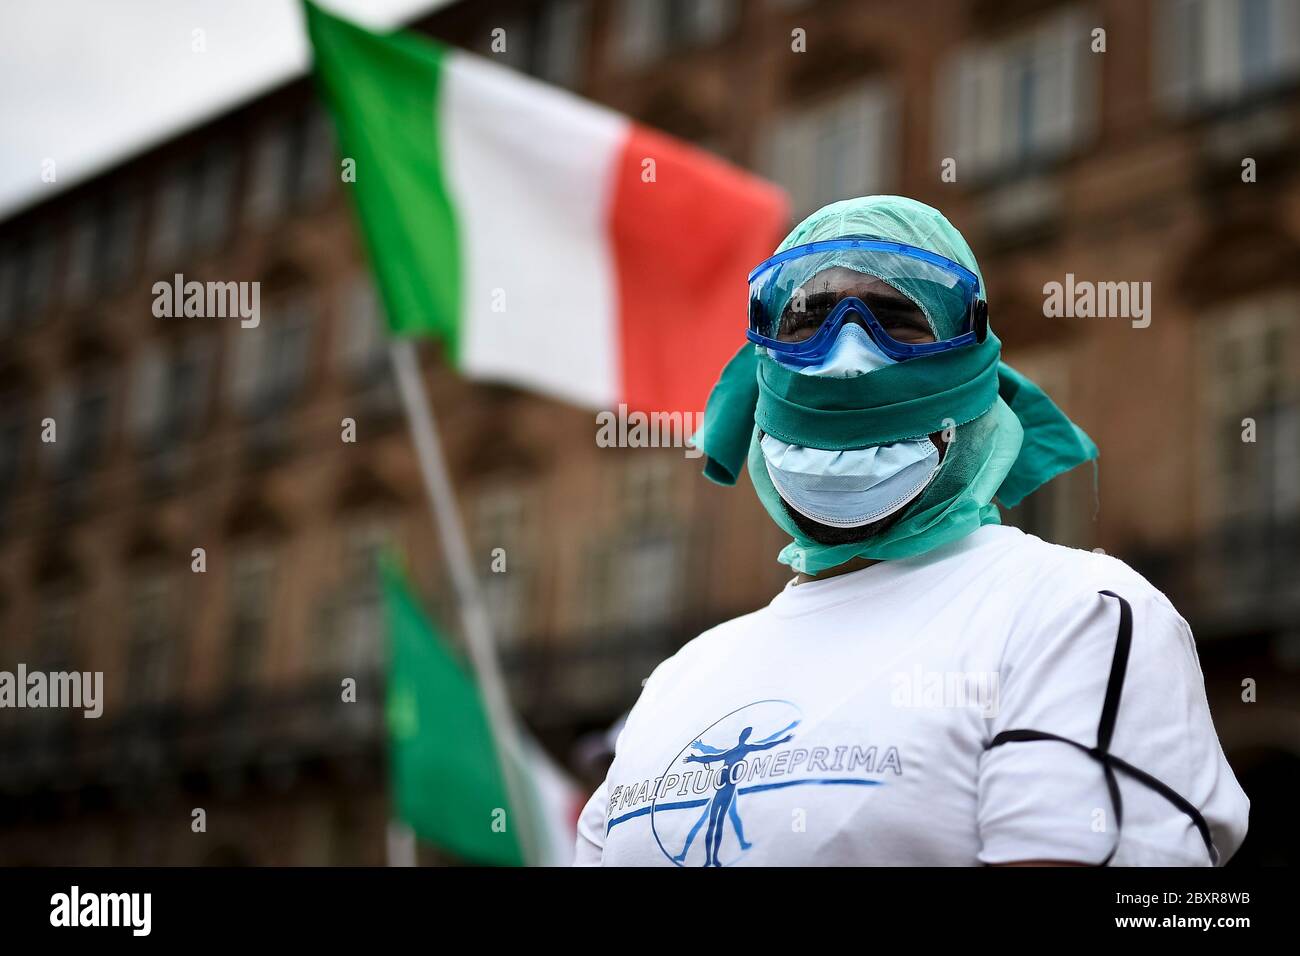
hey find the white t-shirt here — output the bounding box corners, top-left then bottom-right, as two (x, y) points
(574, 525), (1248, 866)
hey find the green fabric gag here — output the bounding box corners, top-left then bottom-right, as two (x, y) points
(756, 330), (1003, 450)
(693, 194), (1099, 571)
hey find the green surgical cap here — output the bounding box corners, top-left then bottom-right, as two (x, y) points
(696, 195), (1099, 573)
(774, 195), (984, 339)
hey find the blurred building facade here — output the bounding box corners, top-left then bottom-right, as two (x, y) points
(0, 0), (1297, 864)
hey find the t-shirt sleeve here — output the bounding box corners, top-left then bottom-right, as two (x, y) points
(977, 585), (1249, 866)
(573, 779), (607, 866)
(570, 648), (685, 866)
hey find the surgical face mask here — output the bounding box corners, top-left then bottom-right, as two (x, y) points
(761, 433), (941, 528)
(762, 322), (941, 528)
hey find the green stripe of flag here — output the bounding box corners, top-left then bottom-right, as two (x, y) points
(304, 0), (463, 355)
(381, 559), (523, 866)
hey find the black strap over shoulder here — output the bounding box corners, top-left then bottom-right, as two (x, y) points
(985, 590), (1219, 866)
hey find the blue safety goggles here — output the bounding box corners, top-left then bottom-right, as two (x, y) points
(746, 237), (987, 365)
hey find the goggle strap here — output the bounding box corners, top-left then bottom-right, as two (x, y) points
(972, 300), (989, 343)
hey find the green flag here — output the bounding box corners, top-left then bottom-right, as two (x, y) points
(382, 560), (523, 866)
(304, 0), (459, 345)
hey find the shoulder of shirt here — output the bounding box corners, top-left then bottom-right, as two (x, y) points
(641, 607), (769, 691)
(1004, 531), (1190, 632)
(986, 533), (1207, 708)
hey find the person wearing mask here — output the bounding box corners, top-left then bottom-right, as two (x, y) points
(574, 196), (1248, 867)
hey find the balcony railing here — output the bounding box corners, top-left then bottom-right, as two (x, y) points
(0, 672), (386, 804)
(0, 609), (738, 809)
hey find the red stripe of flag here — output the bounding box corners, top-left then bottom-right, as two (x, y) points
(608, 125), (789, 415)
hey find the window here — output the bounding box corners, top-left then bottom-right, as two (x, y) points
(229, 292), (314, 415)
(615, 0), (662, 65)
(679, 0), (736, 44)
(614, 0), (737, 67)
(336, 277), (385, 379)
(0, 245), (18, 336)
(536, 0), (590, 88)
(227, 549), (276, 691)
(192, 146), (237, 253)
(323, 519), (391, 677)
(1160, 0), (1300, 112)
(38, 591), (75, 668)
(36, 589), (77, 673)
(765, 81), (895, 218)
(170, 336), (216, 436)
(336, 277), (400, 421)
(148, 167), (191, 267)
(246, 122), (293, 226)
(341, 520), (388, 607)
(21, 228), (56, 318)
(263, 295), (313, 403)
(130, 339), (212, 488)
(488, 13), (532, 71)
(230, 294), (313, 461)
(297, 106), (336, 205)
(129, 336), (214, 450)
(583, 455), (684, 635)
(0, 396), (23, 512)
(102, 191), (142, 289)
(616, 531), (680, 630)
(941, 6), (1094, 181)
(229, 323), (264, 414)
(50, 369), (113, 479)
(613, 455), (683, 631)
(9, 590), (79, 744)
(63, 204), (102, 305)
(128, 344), (166, 446)
(1197, 292), (1300, 526)
(1195, 292), (1300, 613)
(126, 573), (176, 706)
(63, 194), (139, 313)
(482, 1), (590, 88)
(619, 450), (676, 529)
(473, 484), (534, 646)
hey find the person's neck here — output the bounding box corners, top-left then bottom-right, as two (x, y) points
(793, 555), (879, 586)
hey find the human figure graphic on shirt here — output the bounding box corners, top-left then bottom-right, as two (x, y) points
(671, 720), (799, 863)
(675, 724), (795, 866)
(671, 761), (751, 862)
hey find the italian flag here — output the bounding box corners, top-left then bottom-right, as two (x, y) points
(304, 0), (788, 414)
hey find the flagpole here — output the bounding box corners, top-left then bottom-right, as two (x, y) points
(387, 338), (540, 867)
(386, 819), (417, 867)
